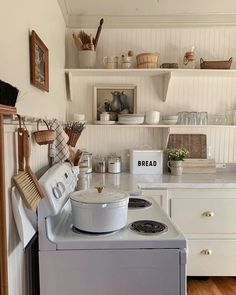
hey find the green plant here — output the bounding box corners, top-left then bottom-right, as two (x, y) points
(167, 148), (189, 161)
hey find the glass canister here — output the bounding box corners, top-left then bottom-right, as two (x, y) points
(81, 151), (92, 173)
(94, 156), (106, 173)
(107, 154), (121, 174)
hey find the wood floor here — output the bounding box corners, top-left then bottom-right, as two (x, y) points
(187, 277), (236, 295)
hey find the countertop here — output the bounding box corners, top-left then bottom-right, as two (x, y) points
(87, 172), (236, 191)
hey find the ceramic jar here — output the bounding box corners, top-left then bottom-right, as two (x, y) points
(78, 51), (96, 69)
(167, 161), (183, 176)
(103, 56), (119, 69)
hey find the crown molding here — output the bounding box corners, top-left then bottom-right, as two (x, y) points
(57, 0), (69, 24)
(67, 13), (236, 28)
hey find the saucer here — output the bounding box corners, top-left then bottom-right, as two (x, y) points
(94, 120), (116, 125)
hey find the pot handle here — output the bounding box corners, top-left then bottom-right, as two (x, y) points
(167, 161), (172, 169)
(96, 186), (104, 193)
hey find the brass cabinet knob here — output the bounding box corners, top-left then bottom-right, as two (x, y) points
(201, 249), (212, 255)
(202, 211), (214, 217)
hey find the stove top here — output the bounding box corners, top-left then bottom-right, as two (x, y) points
(45, 196), (186, 250)
(130, 220), (168, 235)
(128, 198), (152, 209)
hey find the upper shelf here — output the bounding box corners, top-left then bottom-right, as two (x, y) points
(65, 68), (236, 77)
(65, 68), (236, 102)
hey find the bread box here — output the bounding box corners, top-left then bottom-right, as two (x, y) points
(129, 149), (163, 174)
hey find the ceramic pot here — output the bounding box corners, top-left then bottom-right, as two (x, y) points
(70, 187), (129, 233)
(167, 160), (183, 176)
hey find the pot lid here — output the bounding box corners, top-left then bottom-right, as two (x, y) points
(70, 187), (129, 204)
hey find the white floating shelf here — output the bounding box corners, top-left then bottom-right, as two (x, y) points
(85, 124), (236, 128)
(65, 68), (236, 102)
(65, 68), (236, 77)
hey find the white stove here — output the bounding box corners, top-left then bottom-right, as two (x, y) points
(38, 163), (187, 295)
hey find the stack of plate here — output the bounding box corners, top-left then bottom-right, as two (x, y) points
(118, 114), (145, 125)
(161, 115), (178, 125)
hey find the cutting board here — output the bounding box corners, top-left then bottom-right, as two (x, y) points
(167, 134), (207, 159)
(182, 159), (216, 174)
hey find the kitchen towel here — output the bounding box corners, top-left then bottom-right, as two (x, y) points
(49, 119), (70, 164)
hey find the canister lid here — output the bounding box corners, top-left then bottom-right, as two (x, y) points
(70, 187), (129, 204)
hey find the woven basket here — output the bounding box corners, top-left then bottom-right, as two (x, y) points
(136, 53), (159, 68)
(200, 57), (233, 69)
(33, 120), (55, 145)
(65, 128), (81, 147)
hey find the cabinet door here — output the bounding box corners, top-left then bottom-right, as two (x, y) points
(187, 240), (236, 276)
(142, 190), (168, 213)
(171, 198), (236, 234)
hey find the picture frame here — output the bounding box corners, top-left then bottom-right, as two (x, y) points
(93, 84), (137, 121)
(30, 30), (49, 92)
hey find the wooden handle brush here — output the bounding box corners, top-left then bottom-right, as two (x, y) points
(93, 18), (104, 50)
(13, 130), (44, 211)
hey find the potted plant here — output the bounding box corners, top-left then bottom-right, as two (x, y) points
(167, 148), (189, 176)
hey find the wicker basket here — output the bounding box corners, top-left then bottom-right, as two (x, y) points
(200, 57), (233, 69)
(65, 128), (81, 147)
(33, 120), (55, 145)
(136, 53), (159, 68)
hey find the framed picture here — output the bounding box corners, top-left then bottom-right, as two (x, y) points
(93, 84), (137, 121)
(30, 30), (49, 92)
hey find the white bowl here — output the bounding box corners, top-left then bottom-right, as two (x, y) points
(118, 114), (144, 125)
(161, 119), (178, 125)
(162, 115), (178, 120)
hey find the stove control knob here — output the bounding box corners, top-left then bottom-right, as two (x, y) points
(201, 249), (212, 256)
(57, 182), (66, 193)
(53, 187), (62, 199)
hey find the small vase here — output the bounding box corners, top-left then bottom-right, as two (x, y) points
(167, 160), (183, 176)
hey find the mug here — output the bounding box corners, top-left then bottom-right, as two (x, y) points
(103, 56), (119, 69)
(145, 111), (160, 125)
(100, 112), (110, 121)
(74, 113), (85, 121)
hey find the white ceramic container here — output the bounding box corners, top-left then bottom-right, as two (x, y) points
(145, 111), (160, 124)
(78, 51), (96, 69)
(70, 188), (129, 233)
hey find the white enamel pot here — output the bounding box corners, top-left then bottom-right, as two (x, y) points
(70, 187), (129, 233)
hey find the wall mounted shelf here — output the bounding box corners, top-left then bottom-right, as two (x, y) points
(65, 68), (236, 102)
(85, 124), (236, 128)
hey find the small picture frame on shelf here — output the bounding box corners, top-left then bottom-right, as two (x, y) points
(30, 30), (49, 92)
(93, 84), (137, 121)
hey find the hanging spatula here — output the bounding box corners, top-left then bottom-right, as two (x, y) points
(13, 129), (44, 211)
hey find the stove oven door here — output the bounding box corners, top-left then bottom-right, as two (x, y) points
(39, 248), (186, 295)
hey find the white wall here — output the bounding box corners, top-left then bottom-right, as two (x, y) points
(0, 0), (66, 120)
(0, 1), (66, 295)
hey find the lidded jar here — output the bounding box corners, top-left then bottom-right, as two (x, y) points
(107, 154), (121, 174)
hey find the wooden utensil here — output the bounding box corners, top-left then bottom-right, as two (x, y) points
(72, 33), (83, 50)
(17, 115), (24, 171)
(167, 134), (207, 159)
(93, 18), (104, 49)
(13, 130), (44, 211)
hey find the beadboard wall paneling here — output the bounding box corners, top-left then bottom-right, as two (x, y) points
(4, 124), (49, 295)
(66, 27), (236, 69)
(170, 126), (236, 163)
(77, 126), (163, 171)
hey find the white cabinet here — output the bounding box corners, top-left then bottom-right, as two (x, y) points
(169, 189), (236, 276)
(142, 188), (236, 276)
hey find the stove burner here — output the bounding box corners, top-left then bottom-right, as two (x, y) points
(72, 226), (117, 236)
(128, 198), (152, 209)
(130, 220), (168, 235)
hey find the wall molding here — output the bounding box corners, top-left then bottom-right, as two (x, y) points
(66, 13), (236, 29)
(57, 0), (69, 25)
